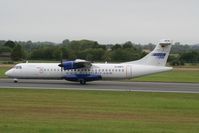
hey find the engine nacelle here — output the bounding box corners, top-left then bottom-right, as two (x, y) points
(62, 61), (83, 70)
(63, 61), (75, 70)
(58, 59), (91, 70)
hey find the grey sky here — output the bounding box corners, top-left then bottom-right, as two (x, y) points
(0, 0), (199, 44)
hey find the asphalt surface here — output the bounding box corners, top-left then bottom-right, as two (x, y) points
(0, 79), (199, 93)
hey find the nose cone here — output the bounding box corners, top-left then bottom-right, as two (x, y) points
(5, 70), (11, 77)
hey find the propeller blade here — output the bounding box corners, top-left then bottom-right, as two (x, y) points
(61, 59), (63, 71)
(58, 59), (64, 72)
(60, 51), (63, 72)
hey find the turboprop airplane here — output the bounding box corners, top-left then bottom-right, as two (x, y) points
(5, 39), (173, 85)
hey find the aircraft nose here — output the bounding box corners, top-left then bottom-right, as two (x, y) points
(5, 70), (11, 77)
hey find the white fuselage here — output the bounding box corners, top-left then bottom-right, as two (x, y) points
(5, 39), (173, 84)
(5, 63), (172, 80)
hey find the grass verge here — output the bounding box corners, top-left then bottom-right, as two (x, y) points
(132, 68), (199, 83)
(0, 89), (199, 133)
(0, 65), (12, 78)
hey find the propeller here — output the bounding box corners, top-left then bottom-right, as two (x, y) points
(58, 59), (64, 71)
(58, 51), (64, 71)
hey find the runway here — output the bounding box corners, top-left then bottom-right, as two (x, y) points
(0, 79), (199, 93)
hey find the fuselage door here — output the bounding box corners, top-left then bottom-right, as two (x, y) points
(126, 65), (132, 78)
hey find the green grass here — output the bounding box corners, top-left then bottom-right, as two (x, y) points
(0, 66), (11, 78)
(132, 69), (199, 83)
(0, 89), (199, 133)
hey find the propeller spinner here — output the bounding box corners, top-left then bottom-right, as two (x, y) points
(58, 59), (63, 71)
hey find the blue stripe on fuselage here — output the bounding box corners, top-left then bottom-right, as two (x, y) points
(63, 74), (102, 81)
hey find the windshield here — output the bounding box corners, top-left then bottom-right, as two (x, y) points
(13, 65), (22, 69)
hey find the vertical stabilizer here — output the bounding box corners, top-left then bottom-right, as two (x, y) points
(125, 39), (172, 66)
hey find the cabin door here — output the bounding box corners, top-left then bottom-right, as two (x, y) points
(126, 65), (132, 78)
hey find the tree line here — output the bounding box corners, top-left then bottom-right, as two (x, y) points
(0, 39), (199, 65)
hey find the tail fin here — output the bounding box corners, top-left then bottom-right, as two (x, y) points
(125, 39), (172, 66)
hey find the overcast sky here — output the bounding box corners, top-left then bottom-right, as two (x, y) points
(0, 0), (199, 44)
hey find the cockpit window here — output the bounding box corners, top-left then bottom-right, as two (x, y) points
(13, 66), (22, 69)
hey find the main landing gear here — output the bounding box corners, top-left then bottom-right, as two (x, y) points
(79, 79), (86, 85)
(13, 78), (18, 83)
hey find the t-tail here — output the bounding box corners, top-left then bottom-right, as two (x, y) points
(126, 39), (172, 66)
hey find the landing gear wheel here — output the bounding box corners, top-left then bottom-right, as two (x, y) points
(14, 79), (18, 83)
(80, 79), (86, 85)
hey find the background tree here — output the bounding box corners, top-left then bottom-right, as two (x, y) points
(62, 39), (70, 46)
(180, 51), (199, 64)
(4, 40), (16, 49)
(123, 41), (133, 49)
(109, 43), (143, 62)
(10, 44), (25, 61)
(0, 46), (11, 53)
(1, 38), (199, 65)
